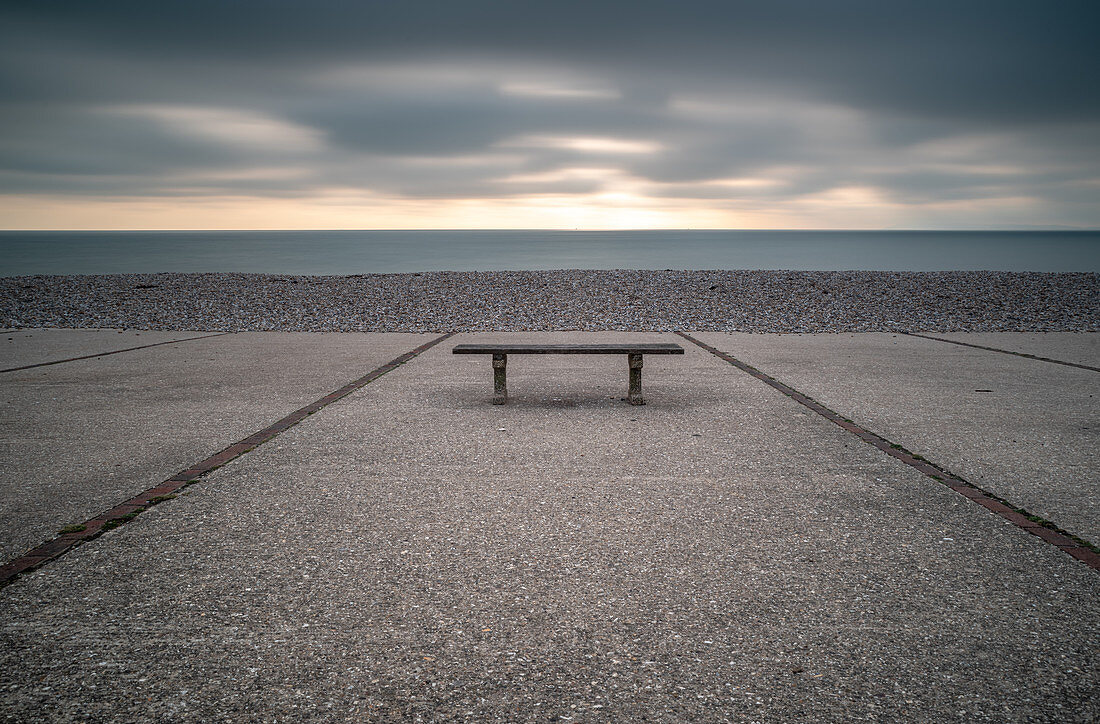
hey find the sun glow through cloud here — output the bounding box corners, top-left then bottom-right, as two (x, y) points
(5, 187), (1035, 231)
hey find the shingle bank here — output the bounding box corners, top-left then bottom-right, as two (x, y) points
(2, 270), (1097, 333)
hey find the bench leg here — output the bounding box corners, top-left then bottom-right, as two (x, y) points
(492, 353), (507, 404)
(628, 353), (644, 405)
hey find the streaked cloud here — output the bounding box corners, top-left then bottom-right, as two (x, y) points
(103, 105), (324, 153)
(499, 82), (620, 101)
(0, 0), (1097, 229)
(500, 135), (662, 155)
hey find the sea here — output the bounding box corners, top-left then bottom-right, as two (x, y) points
(1, 230), (1098, 276)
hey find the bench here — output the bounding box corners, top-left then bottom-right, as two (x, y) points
(452, 343), (684, 405)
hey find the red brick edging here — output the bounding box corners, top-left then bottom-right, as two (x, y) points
(0, 332), (231, 374)
(675, 331), (1100, 572)
(0, 332), (455, 587)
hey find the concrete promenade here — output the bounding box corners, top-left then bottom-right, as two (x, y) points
(1, 330), (1097, 722)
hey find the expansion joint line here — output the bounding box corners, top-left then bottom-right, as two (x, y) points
(0, 332), (456, 587)
(0, 331), (232, 373)
(674, 331), (1100, 572)
(900, 332), (1100, 372)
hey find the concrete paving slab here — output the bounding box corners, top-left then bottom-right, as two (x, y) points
(0, 328), (214, 371)
(1, 333), (1096, 722)
(693, 332), (1100, 545)
(918, 331), (1100, 368)
(0, 331), (435, 564)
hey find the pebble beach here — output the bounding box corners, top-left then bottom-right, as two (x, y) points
(2, 270), (1097, 333)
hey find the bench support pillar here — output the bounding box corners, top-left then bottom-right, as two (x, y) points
(628, 353), (644, 405)
(492, 353), (507, 405)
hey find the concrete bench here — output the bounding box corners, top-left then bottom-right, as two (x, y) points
(452, 343), (684, 405)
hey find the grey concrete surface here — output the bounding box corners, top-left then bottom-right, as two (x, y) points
(1, 328), (212, 370)
(922, 331), (1100, 368)
(0, 332), (434, 563)
(1, 333), (1096, 722)
(694, 332), (1100, 544)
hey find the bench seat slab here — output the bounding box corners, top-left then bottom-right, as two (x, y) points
(452, 343), (684, 355)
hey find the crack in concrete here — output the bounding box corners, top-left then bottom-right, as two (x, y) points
(0, 332), (232, 373)
(901, 332), (1100, 372)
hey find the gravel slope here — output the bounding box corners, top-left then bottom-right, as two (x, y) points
(1, 270), (1097, 332)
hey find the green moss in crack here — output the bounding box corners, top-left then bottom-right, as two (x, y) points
(102, 510), (144, 531)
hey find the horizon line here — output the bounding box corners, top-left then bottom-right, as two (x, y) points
(2, 227), (1097, 233)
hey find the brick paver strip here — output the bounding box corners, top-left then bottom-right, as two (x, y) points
(0, 332), (232, 373)
(901, 332), (1100, 372)
(0, 332), (455, 587)
(676, 331), (1100, 572)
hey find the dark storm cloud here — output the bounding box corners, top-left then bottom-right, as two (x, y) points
(7, 0), (1097, 120)
(1, 0), (1098, 224)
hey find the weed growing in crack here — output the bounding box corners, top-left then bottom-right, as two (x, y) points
(102, 510), (144, 531)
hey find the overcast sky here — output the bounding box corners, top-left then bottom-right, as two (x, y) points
(1, 0), (1098, 229)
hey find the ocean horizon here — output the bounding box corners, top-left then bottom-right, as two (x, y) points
(2, 229), (1099, 276)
